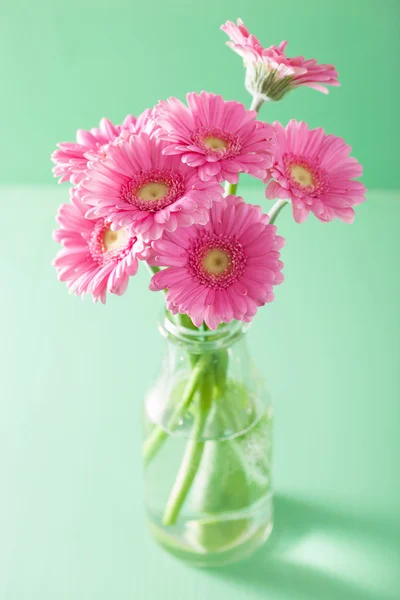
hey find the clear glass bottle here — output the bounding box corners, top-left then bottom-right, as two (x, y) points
(142, 312), (273, 567)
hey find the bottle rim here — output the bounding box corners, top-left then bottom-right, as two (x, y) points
(158, 310), (250, 352)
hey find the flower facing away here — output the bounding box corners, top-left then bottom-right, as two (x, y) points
(221, 19), (339, 101)
(265, 120), (366, 224)
(154, 92), (275, 183)
(53, 189), (147, 303)
(81, 132), (224, 241)
(149, 195), (285, 329)
(51, 110), (156, 184)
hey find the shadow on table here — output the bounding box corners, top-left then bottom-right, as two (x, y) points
(208, 494), (400, 600)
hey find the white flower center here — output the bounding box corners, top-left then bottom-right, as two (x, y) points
(203, 136), (228, 151)
(290, 165), (314, 188)
(103, 227), (128, 251)
(137, 182), (169, 202)
(202, 249), (230, 275)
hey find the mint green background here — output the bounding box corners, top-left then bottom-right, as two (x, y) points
(0, 0), (399, 187)
(1, 1), (400, 599)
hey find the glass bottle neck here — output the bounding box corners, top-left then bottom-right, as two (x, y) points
(159, 311), (249, 353)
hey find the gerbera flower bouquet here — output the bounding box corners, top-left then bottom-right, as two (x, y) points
(52, 18), (366, 566)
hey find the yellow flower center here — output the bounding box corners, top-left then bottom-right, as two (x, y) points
(290, 165), (314, 188)
(202, 249), (231, 275)
(103, 227), (128, 251)
(203, 136), (228, 151)
(137, 182), (169, 202)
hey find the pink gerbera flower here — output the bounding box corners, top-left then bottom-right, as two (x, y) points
(149, 195), (285, 330)
(51, 110), (155, 184)
(265, 120), (366, 224)
(221, 18), (265, 61)
(221, 19), (339, 101)
(154, 92), (274, 184)
(53, 189), (146, 303)
(81, 132), (223, 241)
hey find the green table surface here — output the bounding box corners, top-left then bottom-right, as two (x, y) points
(1, 186), (399, 600)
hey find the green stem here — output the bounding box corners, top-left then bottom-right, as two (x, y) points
(250, 93), (265, 113)
(162, 373), (213, 526)
(224, 181), (238, 196)
(268, 199), (289, 225)
(177, 313), (197, 330)
(143, 354), (210, 466)
(144, 262), (161, 276)
(213, 349), (229, 395)
(174, 313), (199, 368)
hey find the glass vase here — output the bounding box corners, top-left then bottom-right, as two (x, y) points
(142, 313), (273, 567)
